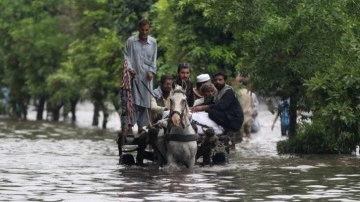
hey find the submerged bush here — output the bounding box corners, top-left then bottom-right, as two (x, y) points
(278, 115), (359, 154)
(277, 120), (336, 154)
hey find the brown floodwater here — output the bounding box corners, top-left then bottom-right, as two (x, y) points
(0, 102), (359, 201)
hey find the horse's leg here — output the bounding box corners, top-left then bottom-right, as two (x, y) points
(166, 154), (177, 169)
(186, 150), (196, 169)
(188, 156), (196, 169)
(165, 145), (180, 170)
(185, 142), (198, 169)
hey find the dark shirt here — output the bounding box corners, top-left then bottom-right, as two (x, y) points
(175, 78), (195, 107)
(208, 87), (244, 131)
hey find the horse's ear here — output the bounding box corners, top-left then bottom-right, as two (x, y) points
(172, 81), (177, 90)
(182, 80), (187, 91)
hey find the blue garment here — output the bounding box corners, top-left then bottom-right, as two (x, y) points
(0, 87), (9, 104)
(278, 99), (290, 136)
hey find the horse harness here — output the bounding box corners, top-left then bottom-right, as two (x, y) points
(165, 88), (198, 142)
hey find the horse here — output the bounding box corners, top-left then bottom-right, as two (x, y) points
(163, 85), (198, 169)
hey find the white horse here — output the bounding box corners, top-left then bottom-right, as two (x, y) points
(163, 85), (198, 169)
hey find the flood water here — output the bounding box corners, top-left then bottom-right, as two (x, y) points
(1, 102), (359, 202)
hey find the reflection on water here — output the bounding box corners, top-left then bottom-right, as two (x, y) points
(1, 103), (359, 201)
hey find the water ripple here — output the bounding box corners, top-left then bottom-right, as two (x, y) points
(1, 103), (360, 201)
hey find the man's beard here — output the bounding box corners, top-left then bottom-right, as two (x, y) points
(214, 83), (224, 91)
(162, 87), (171, 95)
(139, 34), (148, 40)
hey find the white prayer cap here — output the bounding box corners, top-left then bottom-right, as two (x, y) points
(196, 74), (211, 83)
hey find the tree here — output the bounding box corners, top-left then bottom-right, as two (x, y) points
(0, 0), (75, 120)
(62, 0), (123, 128)
(154, 0), (238, 78)
(180, 0), (359, 138)
(0, 0), (30, 119)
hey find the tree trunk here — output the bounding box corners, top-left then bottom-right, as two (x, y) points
(21, 102), (27, 121)
(102, 106), (108, 129)
(102, 112), (108, 129)
(51, 105), (62, 121)
(70, 98), (78, 121)
(36, 97), (46, 120)
(112, 91), (122, 124)
(92, 101), (100, 126)
(288, 97), (298, 137)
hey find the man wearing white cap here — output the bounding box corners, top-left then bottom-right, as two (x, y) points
(193, 73), (211, 102)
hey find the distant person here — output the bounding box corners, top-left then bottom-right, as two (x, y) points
(175, 63), (195, 107)
(251, 92), (261, 133)
(232, 73), (259, 137)
(236, 79), (253, 138)
(193, 73), (211, 101)
(271, 98), (290, 136)
(124, 18), (157, 137)
(0, 87), (10, 114)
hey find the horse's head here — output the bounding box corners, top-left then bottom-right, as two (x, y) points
(169, 85), (188, 127)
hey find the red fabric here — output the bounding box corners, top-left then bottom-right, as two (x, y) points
(120, 60), (134, 130)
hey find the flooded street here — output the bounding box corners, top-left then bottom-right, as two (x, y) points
(1, 102), (359, 201)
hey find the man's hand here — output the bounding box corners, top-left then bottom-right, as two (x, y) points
(147, 72), (154, 81)
(191, 105), (202, 112)
(154, 118), (168, 128)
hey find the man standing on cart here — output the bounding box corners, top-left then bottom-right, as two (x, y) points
(124, 18), (157, 136)
(120, 19), (157, 165)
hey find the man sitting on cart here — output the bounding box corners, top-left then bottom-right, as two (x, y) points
(190, 72), (244, 165)
(150, 74), (173, 124)
(191, 72), (244, 135)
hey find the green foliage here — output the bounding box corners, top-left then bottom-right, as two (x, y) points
(303, 64), (360, 150)
(278, 119), (358, 154)
(111, 0), (157, 41)
(185, 0), (359, 137)
(154, 0), (238, 78)
(46, 71), (79, 106)
(61, 2), (123, 119)
(277, 121), (333, 154)
(281, 18), (360, 152)
(0, 0), (76, 118)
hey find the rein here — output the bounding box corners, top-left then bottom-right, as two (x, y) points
(169, 89), (189, 128)
(192, 120), (212, 132)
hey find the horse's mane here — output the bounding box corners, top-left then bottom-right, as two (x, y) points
(172, 85), (186, 95)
